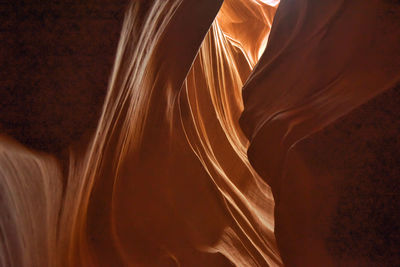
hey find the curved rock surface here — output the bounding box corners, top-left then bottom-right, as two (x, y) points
(1, 0), (399, 266)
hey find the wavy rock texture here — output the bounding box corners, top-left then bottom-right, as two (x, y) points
(240, 0), (400, 265)
(1, 0), (281, 266)
(1, 0), (399, 266)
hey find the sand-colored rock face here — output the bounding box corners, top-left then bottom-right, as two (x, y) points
(1, 0), (281, 266)
(1, 0), (399, 266)
(240, 0), (400, 265)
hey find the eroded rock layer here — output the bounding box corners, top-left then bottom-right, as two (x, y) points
(1, 0), (399, 266)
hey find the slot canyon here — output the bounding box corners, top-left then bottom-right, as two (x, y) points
(0, 0), (399, 266)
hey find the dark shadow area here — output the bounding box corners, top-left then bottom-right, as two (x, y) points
(0, 0), (128, 153)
